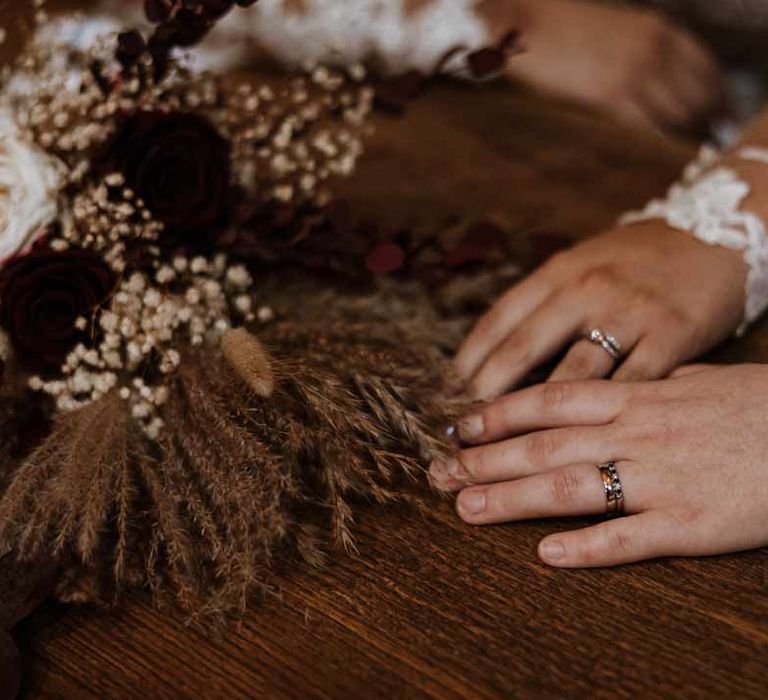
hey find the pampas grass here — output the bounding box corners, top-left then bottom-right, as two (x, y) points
(0, 315), (459, 622)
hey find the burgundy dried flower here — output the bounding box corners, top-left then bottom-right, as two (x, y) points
(366, 242), (406, 274)
(103, 112), (232, 241)
(0, 250), (115, 372)
(444, 221), (508, 268)
(115, 30), (147, 68)
(467, 31), (520, 79)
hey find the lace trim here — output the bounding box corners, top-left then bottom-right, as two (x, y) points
(621, 146), (768, 335)
(242, 0), (491, 75)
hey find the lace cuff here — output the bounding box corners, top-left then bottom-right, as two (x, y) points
(621, 146), (768, 335)
(244, 0), (491, 75)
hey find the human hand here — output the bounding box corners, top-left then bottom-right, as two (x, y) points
(496, 0), (724, 130)
(431, 364), (768, 567)
(453, 221), (747, 401)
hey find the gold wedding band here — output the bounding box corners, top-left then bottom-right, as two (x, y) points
(597, 462), (625, 517)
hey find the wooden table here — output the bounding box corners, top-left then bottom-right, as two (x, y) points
(5, 21), (768, 699)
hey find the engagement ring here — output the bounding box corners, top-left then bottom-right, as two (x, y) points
(587, 328), (622, 361)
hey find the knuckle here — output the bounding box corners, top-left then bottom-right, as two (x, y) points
(461, 449), (486, 480)
(627, 284), (660, 311)
(579, 266), (620, 296)
(538, 382), (572, 413)
(549, 467), (584, 504)
(610, 528), (633, 556)
(542, 250), (573, 277)
(671, 504), (706, 529)
(524, 432), (560, 466)
(659, 303), (693, 329)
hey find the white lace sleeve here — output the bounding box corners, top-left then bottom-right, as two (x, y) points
(224, 0), (492, 74)
(621, 146), (768, 334)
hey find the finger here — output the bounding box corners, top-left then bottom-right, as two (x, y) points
(538, 510), (686, 568)
(548, 340), (617, 382)
(668, 65), (722, 120)
(549, 316), (642, 382)
(454, 272), (554, 382)
(456, 380), (628, 445)
(672, 30), (723, 89)
(614, 99), (661, 132)
(612, 332), (682, 382)
(670, 363), (716, 378)
(456, 460), (646, 525)
(668, 32), (724, 116)
(639, 78), (692, 128)
(469, 289), (588, 400)
(444, 424), (624, 489)
(437, 425), (615, 488)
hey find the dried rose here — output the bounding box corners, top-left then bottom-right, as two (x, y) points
(0, 109), (64, 265)
(0, 250), (115, 372)
(103, 111), (232, 241)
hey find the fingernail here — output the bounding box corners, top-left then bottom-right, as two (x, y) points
(458, 414), (484, 441)
(444, 458), (465, 479)
(540, 540), (566, 562)
(444, 373), (467, 397)
(459, 490), (486, 514)
(430, 457), (460, 479)
(429, 459), (447, 479)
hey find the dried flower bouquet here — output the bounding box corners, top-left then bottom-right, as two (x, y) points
(0, 0), (523, 620)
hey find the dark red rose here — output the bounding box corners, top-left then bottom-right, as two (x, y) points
(0, 250), (115, 372)
(104, 111), (232, 241)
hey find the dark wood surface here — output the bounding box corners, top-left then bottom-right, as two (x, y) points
(6, 82), (768, 699)
(4, 5), (768, 696)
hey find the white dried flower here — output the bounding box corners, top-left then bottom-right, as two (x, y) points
(0, 108), (65, 263)
(226, 265), (252, 288)
(257, 306), (275, 323)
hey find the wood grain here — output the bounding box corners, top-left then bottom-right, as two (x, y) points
(4, 4), (768, 698)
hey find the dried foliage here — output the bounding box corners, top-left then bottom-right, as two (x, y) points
(0, 314), (458, 622)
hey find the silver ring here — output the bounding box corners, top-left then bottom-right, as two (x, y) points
(587, 328), (622, 361)
(597, 462), (625, 517)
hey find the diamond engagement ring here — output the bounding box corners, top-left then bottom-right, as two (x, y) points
(597, 462), (625, 517)
(587, 328), (622, 361)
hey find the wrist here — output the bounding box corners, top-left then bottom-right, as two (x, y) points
(617, 218), (747, 331)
